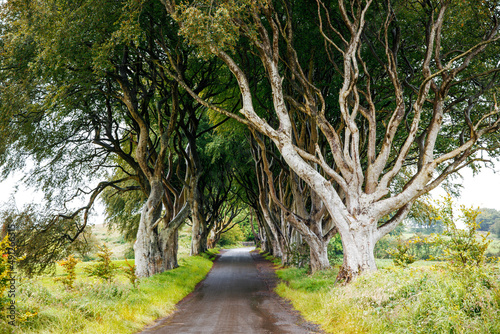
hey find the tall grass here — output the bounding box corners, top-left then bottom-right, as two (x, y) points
(9, 255), (214, 334)
(276, 264), (500, 333)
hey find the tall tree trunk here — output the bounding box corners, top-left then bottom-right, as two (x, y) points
(162, 227), (179, 270)
(134, 181), (164, 277)
(308, 237), (330, 273)
(259, 194), (283, 257)
(336, 222), (378, 282)
(190, 210), (207, 255)
(135, 182), (190, 277)
(307, 220), (331, 272)
(249, 209), (260, 246)
(190, 177), (207, 255)
(164, 203), (191, 269)
(259, 218), (273, 254)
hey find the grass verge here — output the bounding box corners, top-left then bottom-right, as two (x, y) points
(10, 253), (216, 334)
(275, 262), (500, 333)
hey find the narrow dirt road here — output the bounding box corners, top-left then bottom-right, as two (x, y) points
(139, 247), (322, 334)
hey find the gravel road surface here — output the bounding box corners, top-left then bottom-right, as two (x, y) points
(138, 247), (322, 334)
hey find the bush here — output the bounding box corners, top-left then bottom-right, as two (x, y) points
(124, 245), (135, 259)
(418, 195), (492, 268)
(387, 239), (416, 267)
(122, 258), (138, 288)
(0, 235), (13, 321)
(239, 217), (258, 242)
(490, 220), (500, 238)
(84, 245), (118, 283)
(54, 255), (80, 290)
(374, 235), (398, 259)
(277, 264), (500, 334)
(375, 234), (440, 261)
(408, 233), (440, 260)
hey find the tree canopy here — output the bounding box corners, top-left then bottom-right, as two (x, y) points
(0, 0), (499, 280)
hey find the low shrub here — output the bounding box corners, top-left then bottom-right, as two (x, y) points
(0, 234), (16, 330)
(217, 224), (245, 247)
(0, 235), (13, 307)
(412, 195), (494, 269)
(374, 235), (398, 259)
(122, 258), (138, 288)
(84, 244), (119, 283)
(54, 255), (80, 290)
(387, 239), (416, 267)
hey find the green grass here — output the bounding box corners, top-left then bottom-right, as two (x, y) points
(275, 262), (500, 334)
(260, 251), (283, 266)
(11, 254), (216, 334)
(200, 248), (220, 261)
(221, 242), (254, 249)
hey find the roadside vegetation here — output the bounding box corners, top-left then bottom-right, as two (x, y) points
(271, 199), (500, 334)
(12, 255), (213, 334)
(276, 264), (500, 334)
(0, 224), (223, 334)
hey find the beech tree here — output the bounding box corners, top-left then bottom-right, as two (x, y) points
(0, 0), (226, 277)
(165, 0), (500, 280)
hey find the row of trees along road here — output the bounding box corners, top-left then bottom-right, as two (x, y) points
(1, 0), (499, 281)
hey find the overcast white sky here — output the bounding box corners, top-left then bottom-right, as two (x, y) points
(0, 171), (106, 225)
(430, 164), (500, 211)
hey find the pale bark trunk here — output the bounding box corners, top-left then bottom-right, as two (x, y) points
(259, 196), (283, 257)
(309, 240), (330, 273)
(337, 224), (377, 282)
(259, 219), (273, 254)
(134, 181), (164, 277)
(135, 191), (190, 277)
(249, 209), (260, 245)
(280, 238), (290, 264)
(209, 233), (220, 248)
(190, 212), (207, 255)
(162, 228), (179, 270)
(308, 219), (332, 272)
(267, 223), (282, 257)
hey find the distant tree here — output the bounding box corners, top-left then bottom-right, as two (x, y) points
(476, 207), (500, 232)
(490, 220), (500, 238)
(54, 255), (80, 290)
